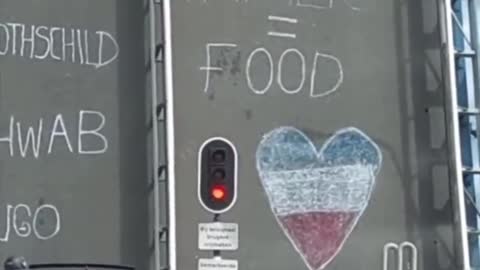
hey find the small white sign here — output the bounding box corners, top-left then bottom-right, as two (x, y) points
(198, 258), (238, 270)
(198, 222), (238, 250)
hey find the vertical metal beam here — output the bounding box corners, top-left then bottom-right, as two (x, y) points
(470, 1), (480, 97)
(148, 1), (162, 270)
(161, 0), (177, 270)
(467, 0), (480, 265)
(440, 0), (471, 268)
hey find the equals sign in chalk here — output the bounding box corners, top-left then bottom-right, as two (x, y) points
(267, 15), (298, 39)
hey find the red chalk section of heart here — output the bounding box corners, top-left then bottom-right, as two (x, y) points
(261, 165), (375, 270)
(279, 212), (358, 270)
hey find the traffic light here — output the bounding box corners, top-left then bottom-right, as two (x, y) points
(198, 137), (237, 214)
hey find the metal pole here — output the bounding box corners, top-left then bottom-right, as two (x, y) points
(148, 1), (162, 270)
(467, 0), (480, 265)
(440, 0), (472, 268)
(161, 0), (177, 270)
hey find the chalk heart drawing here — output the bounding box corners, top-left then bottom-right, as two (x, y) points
(256, 127), (382, 270)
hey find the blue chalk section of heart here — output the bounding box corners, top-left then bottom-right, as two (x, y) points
(256, 126), (383, 215)
(256, 127), (382, 173)
(256, 127), (318, 171)
(320, 127), (382, 173)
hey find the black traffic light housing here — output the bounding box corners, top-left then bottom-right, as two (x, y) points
(198, 137), (237, 214)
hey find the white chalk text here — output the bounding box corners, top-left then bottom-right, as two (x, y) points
(0, 110), (108, 158)
(0, 22), (119, 69)
(200, 43), (343, 98)
(0, 203), (60, 242)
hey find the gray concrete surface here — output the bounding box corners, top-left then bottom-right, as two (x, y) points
(0, 1), (150, 269)
(170, 0), (456, 270)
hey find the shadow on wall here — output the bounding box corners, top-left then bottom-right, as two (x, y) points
(394, 0), (455, 269)
(116, 1), (150, 270)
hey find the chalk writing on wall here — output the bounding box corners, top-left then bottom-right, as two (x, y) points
(290, 0), (362, 11)
(0, 22), (119, 69)
(200, 44), (343, 98)
(383, 242), (418, 270)
(0, 110), (108, 158)
(267, 15), (298, 39)
(0, 16), (118, 247)
(194, 0), (357, 99)
(256, 127), (382, 270)
(187, 0), (361, 10)
(0, 203), (61, 242)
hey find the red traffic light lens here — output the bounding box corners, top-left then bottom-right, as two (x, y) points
(211, 185), (227, 201)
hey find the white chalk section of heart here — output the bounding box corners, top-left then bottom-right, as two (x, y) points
(256, 127), (382, 270)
